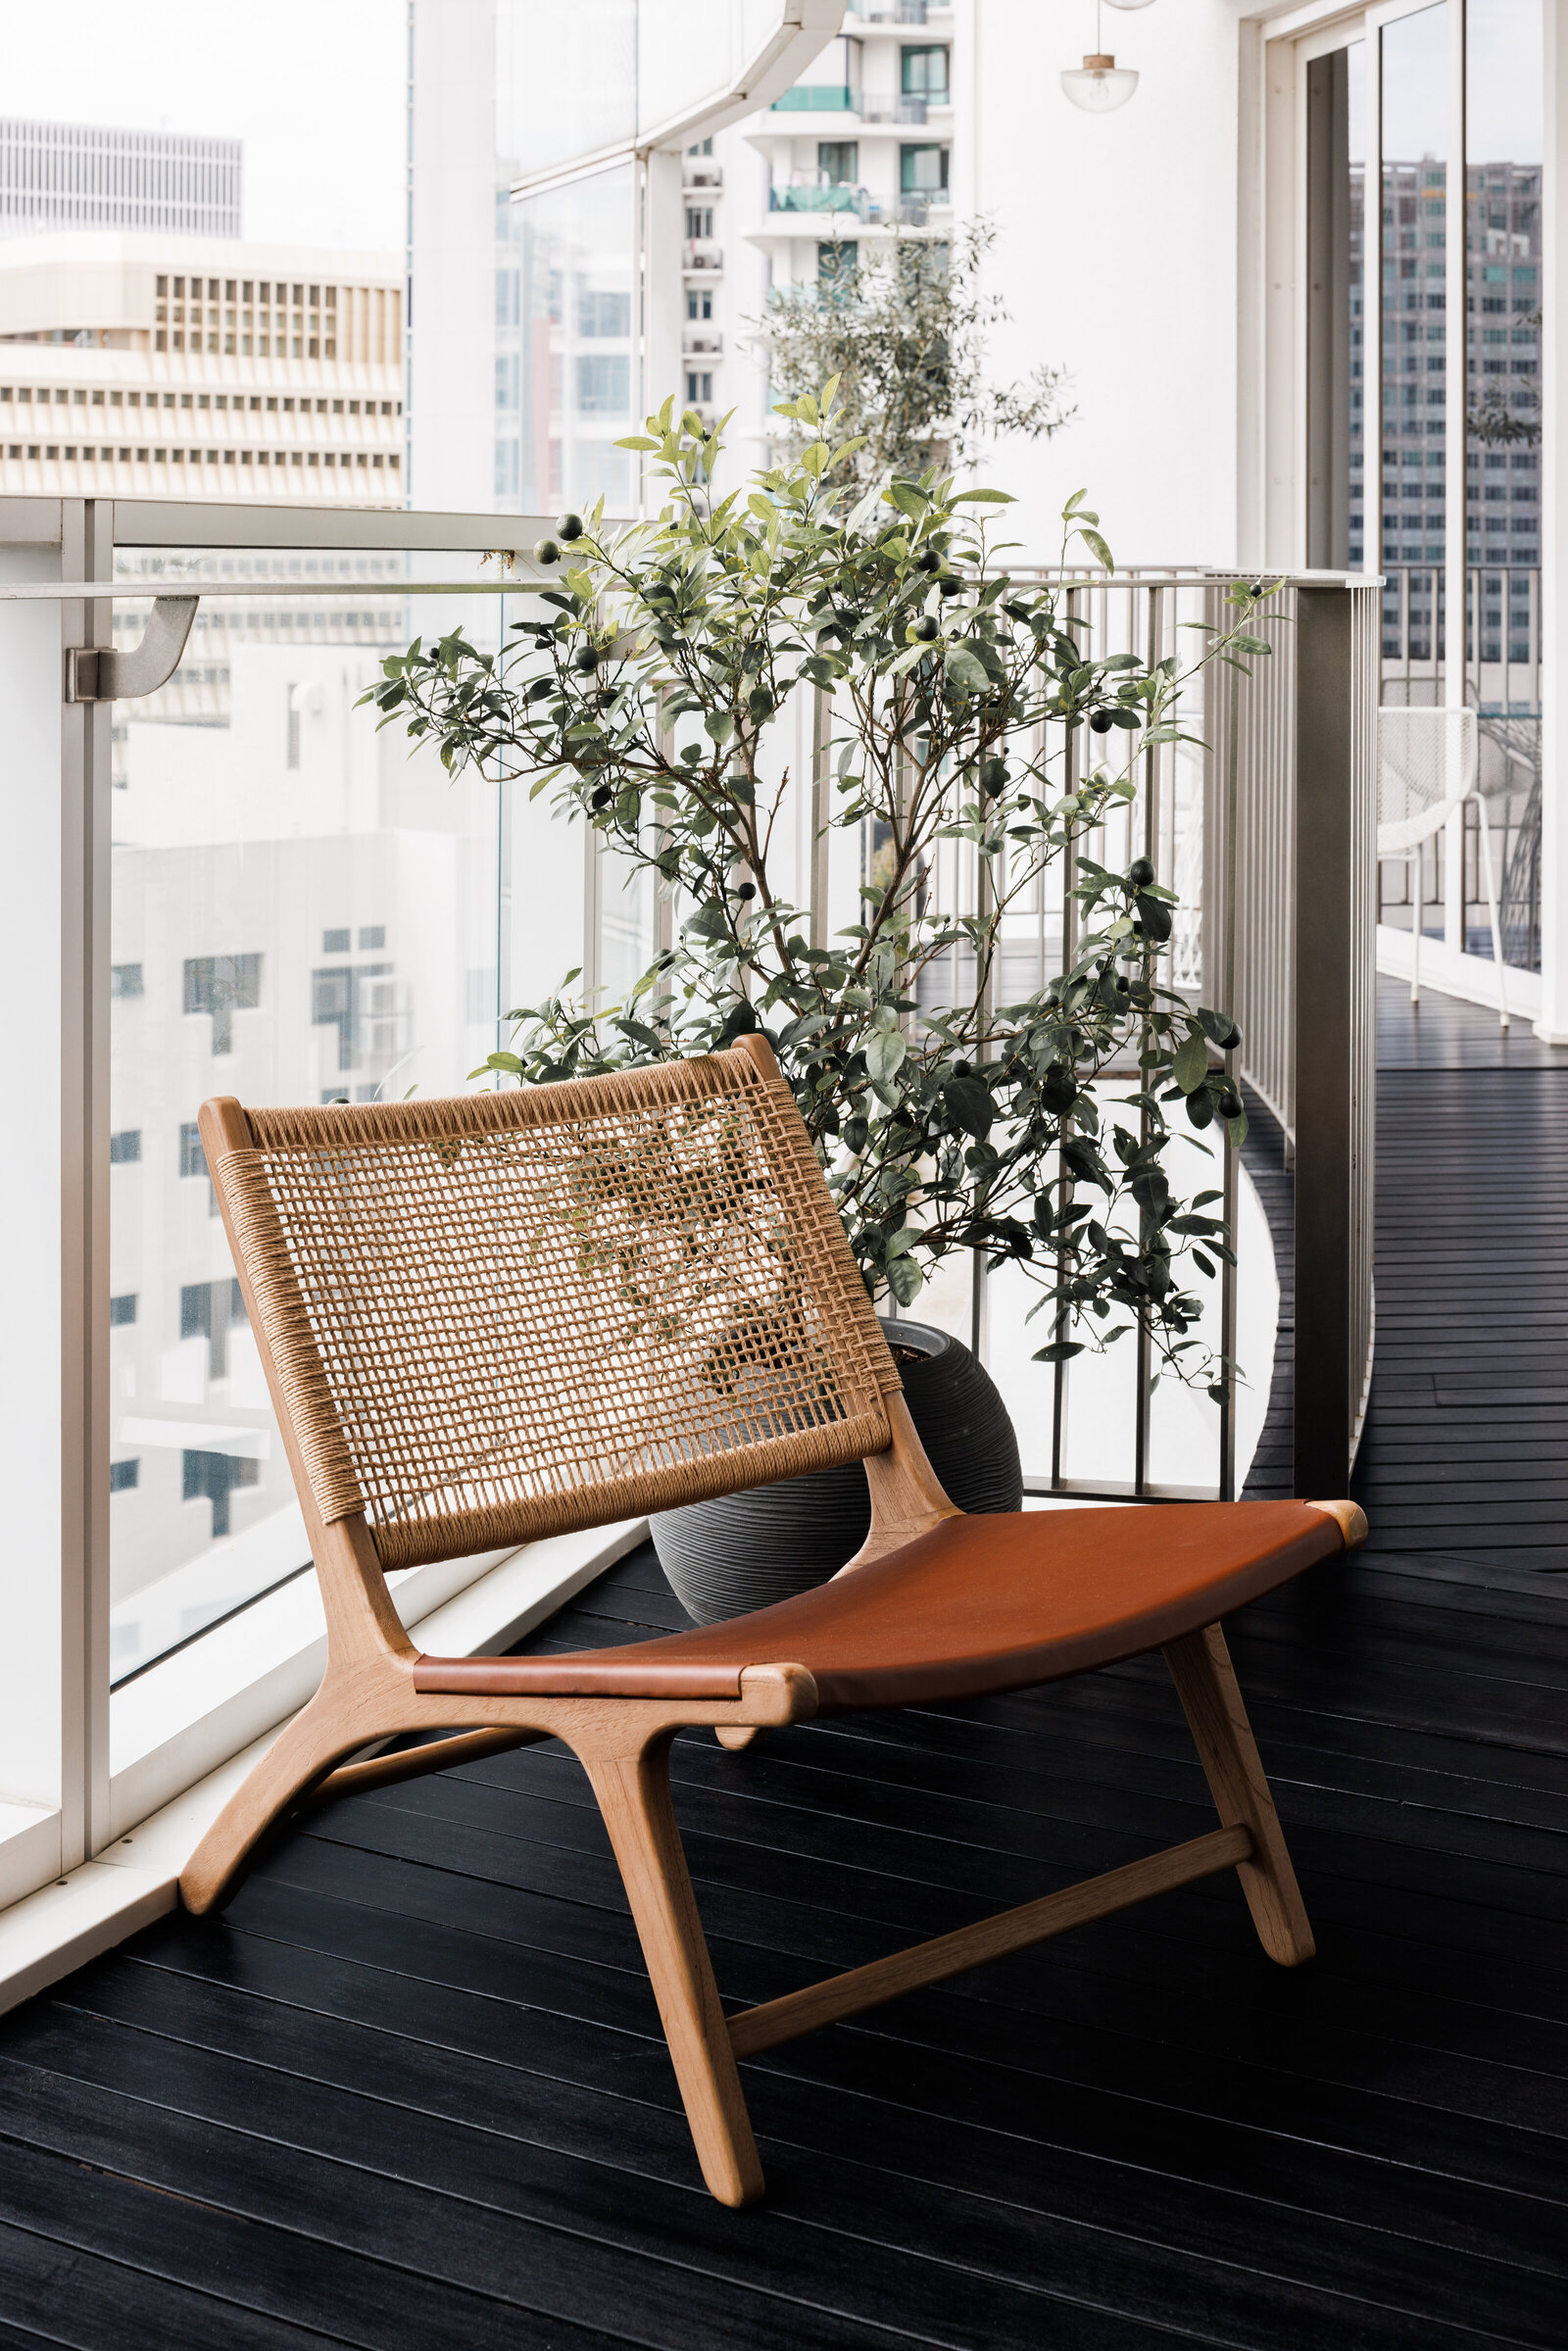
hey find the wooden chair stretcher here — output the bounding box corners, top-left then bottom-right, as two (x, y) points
(178, 1037), (1366, 2208)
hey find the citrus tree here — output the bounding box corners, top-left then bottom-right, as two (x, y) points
(365, 387), (1270, 1394)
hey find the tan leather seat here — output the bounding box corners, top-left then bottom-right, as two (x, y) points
(414, 1499), (1348, 1712)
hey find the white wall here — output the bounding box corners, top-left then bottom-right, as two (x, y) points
(966, 0), (1245, 565)
(408, 0), (496, 513)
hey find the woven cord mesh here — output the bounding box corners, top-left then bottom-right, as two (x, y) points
(1377, 707), (1478, 852)
(213, 1052), (899, 1569)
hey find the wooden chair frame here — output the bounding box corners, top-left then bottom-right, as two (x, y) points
(179, 1051), (1359, 2209)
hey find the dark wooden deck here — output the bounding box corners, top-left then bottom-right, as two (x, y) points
(2, 981), (1565, 2349)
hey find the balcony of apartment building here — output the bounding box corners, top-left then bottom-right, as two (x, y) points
(0, 1), (1564, 2345)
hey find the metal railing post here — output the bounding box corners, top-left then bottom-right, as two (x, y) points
(1293, 584), (1369, 1497)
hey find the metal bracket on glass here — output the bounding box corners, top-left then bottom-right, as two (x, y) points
(65, 595), (199, 704)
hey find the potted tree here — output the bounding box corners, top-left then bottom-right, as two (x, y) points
(367, 388), (1265, 1621)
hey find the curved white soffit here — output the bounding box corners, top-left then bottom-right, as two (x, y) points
(509, 0), (847, 203)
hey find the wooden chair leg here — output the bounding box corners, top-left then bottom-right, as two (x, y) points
(1162, 1624), (1315, 1967)
(579, 1733), (765, 2208)
(179, 1681), (380, 1916)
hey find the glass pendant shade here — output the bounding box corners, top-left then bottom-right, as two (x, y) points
(1060, 54), (1139, 112)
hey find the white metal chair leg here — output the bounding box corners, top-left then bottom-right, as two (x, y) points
(1409, 840), (1422, 1004)
(1471, 790), (1509, 1029)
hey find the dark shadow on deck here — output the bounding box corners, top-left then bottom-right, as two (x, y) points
(0, 975), (1564, 2348)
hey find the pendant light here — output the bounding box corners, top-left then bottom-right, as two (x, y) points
(1061, 0), (1144, 113)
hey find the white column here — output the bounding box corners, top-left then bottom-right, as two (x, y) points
(0, 499), (116, 1901)
(407, 0), (497, 514)
(1444, 0), (1467, 958)
(643, 146), (686, 453)
(1539, 0), (1568, 1035)
(0, 528), (67, 1901)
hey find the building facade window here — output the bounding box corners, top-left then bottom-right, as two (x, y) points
(900, 143), (949, 195)
(902, 47), (950, 102)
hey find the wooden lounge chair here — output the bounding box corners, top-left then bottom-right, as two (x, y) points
(180, 1035), (1366, 2207)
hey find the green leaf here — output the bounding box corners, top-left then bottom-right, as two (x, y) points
(944, 645), (992, 696)
(615, 435), (662, 452)
(865, 1028), (907, 1086)
(685, 900), (731, 942)
(952, 489), (1016, 505)
(1172, 1031), (1208, 1095)
(944, 1074), (993, 1140)
(1033, 1340), (1085, 1363)
(1077, 526), (1115, 572)
(886, 1253), (924, 1306)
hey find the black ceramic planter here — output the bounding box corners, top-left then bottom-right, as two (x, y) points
(650, 1317), (1022, 1626)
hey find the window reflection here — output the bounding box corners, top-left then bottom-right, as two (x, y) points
(495, 165), (635, 515)
(108, 554), (506, 1680)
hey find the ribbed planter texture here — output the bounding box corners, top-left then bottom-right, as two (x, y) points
(651, 1317), (1022, 1626)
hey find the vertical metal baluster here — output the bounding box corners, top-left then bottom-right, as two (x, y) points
(1053, 588), (1082, 1493)
(1217, 578), (1244, 1503)
(1132, 583), (1160, 1499)
(808, 685), (831, 952)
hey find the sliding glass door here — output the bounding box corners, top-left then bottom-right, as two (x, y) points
(1305, 0), (1544, 995)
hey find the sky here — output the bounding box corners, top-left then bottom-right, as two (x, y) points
(2, 0), (408, 253)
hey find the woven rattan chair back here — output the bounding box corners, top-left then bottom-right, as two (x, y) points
(202, 1039), (900, 1571)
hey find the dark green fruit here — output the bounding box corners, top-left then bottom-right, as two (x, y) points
(596, 687), (617, 710)
(1090, 710), (1115, 733)
(557, 513), (583, 541)
(938, 571), (961, 598)
(533, 537), (562, 565)
(572, 643), (599, 673)
(1128, 856), (1155, 888)
(1185, 1091), (1214, 1130)
(913, 613), (940, 641)
(952, 1057), (971, 1077)
(1217, 1086), (1243, 1121)
(590, 785), (612, 808)
(915, 546), (942, 573)
(735, 881), (757, 901)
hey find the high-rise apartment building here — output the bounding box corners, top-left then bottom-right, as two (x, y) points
(0, 232), (406, 504)
(0, 118), (242, 240)
(408, 0), (850, 514)
(680, 3), (956, 456)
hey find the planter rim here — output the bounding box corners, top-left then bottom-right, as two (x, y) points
(876, 1315), (956, 1362)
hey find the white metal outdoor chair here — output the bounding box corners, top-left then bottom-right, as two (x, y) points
(1377, 705), (1508, 1028)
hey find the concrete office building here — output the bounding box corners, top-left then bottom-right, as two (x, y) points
(0, 232), (405, 505)
(0, 117), (242, 240)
